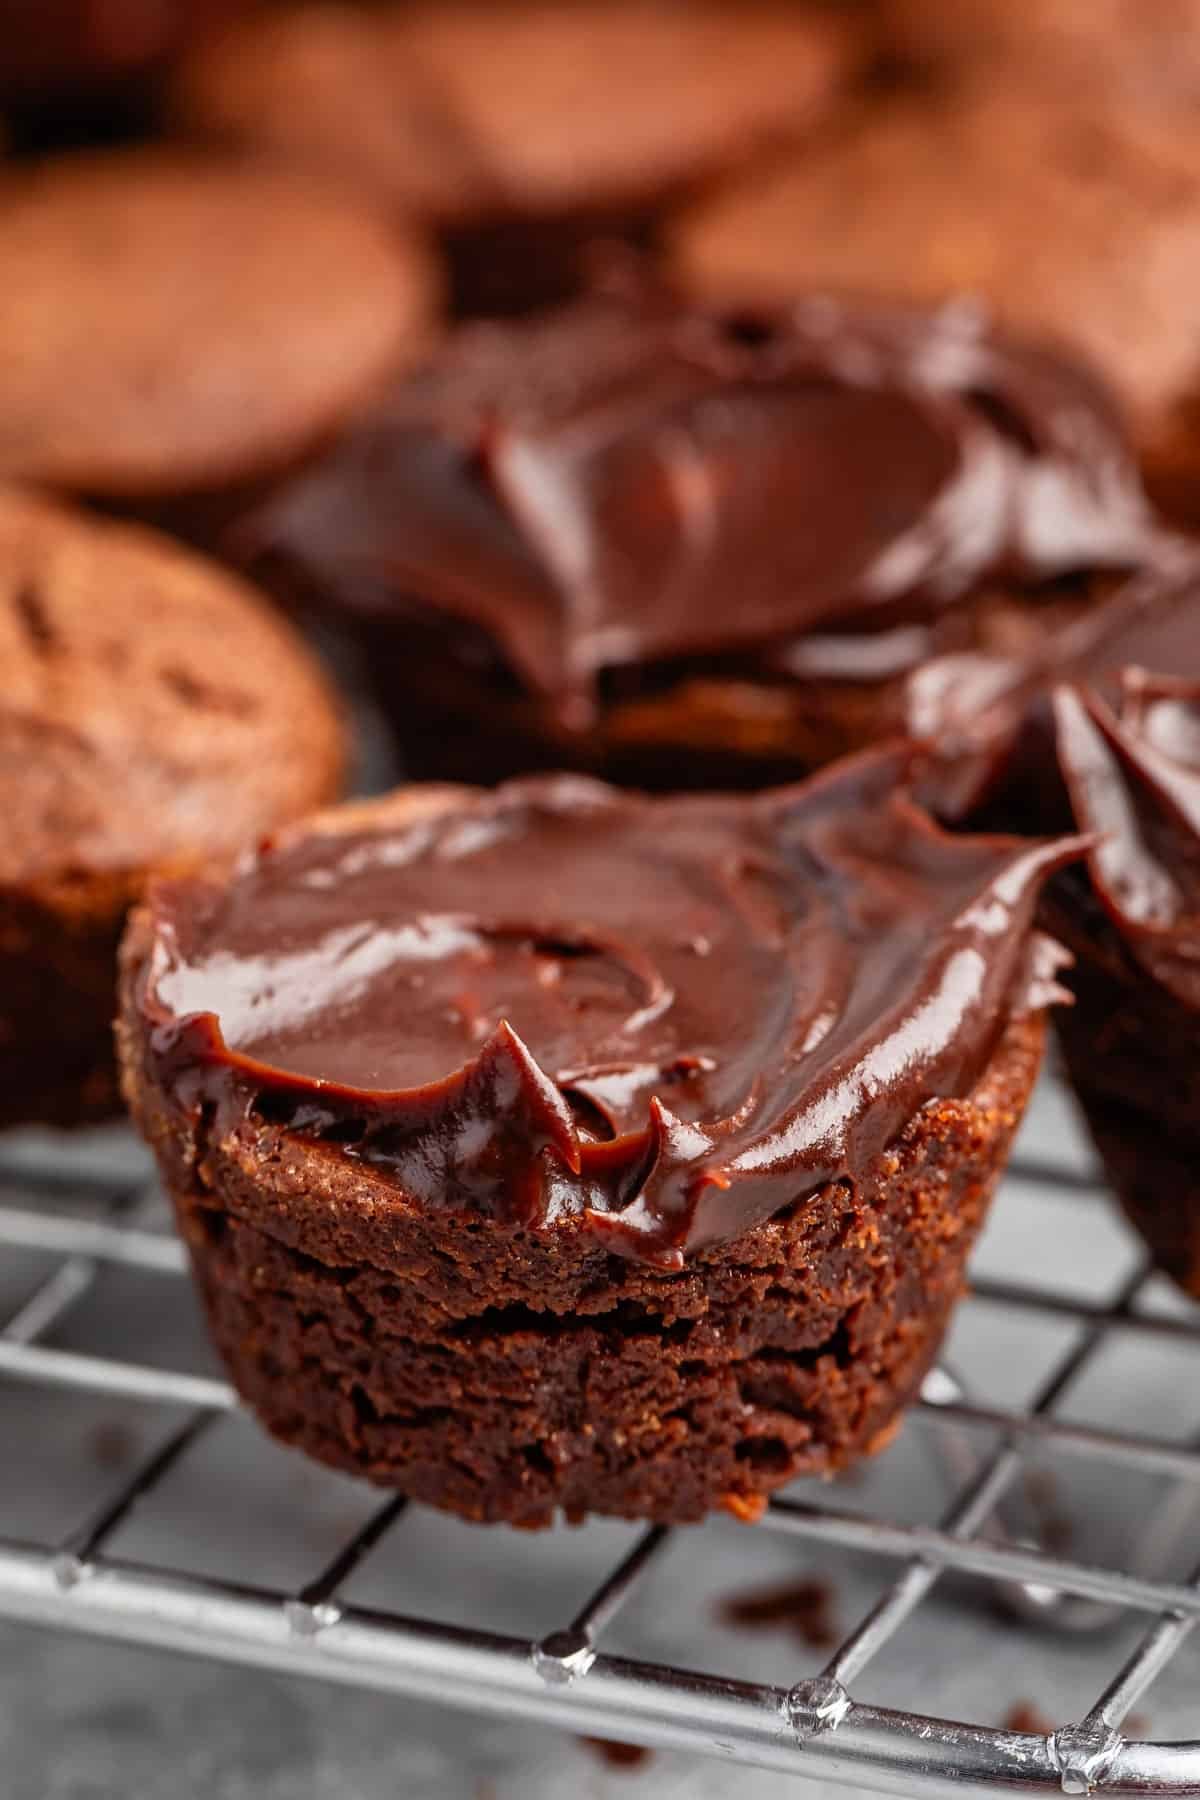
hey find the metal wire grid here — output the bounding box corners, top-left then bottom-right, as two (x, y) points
(2, 1137), (1200, 1797)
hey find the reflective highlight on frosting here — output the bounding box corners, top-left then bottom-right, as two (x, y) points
(136, 761), (1079, 1266)
(243, 289), (1152, 726)
(908, 550), (1200, 820)
(1054, 673), (1200, 1005)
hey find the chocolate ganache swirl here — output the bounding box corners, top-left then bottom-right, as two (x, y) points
(136, 758), (1080, 1266)
(243, 288), (1152, 727)
(1054, 674), (1200, 1006)
(908, 548), (1200, 821)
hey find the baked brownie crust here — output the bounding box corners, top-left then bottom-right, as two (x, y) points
(142, 1012), (1041, 1524)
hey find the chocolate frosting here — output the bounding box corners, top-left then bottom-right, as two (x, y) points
(908, 548), (1200, 820)
(1054, 673), (1200, 1005)
(135, 758), (1079, 1267)
(242, 289), (1152, 727)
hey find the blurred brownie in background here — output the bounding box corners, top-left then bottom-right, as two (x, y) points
(868, 0), (1200, 108)
(671, 90), (1200, 528)
(0, 486), (345, 1129)
(1047, 675), (1200, 1294)
(0, 149), (438, 540)
(170, 0), (861, 315)
(0, 0), (243, 149)
(239, 283), (1155, 791)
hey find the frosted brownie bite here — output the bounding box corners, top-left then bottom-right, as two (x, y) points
(242, 285), (1154, 791)
(119, 755), (1077, 1523)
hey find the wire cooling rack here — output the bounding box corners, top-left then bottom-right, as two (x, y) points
(2, 1089), (1200, 1798)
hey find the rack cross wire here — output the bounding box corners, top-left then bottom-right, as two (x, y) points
(1, 1112), (1200, 1798)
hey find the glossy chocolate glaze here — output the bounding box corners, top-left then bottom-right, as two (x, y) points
(134, 758), (1079, 1267)
(242, 289), (1152, 728)
(1054, 673), (1200, 1005)
(909, 549), (1200, 820)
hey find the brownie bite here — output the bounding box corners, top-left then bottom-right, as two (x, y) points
(671, 91), (1200, 527)
(0, 149), (438, 535)
(242, 284), (1153, 791)
(0, 487), (345, 1128)
(170, 0), (858, 315)
(119, 755), (1076, 1525)
(1048, 676), (1200, 1294)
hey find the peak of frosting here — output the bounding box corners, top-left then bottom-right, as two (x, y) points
(1054, 672), (1200, 1003)
(135, 759), (1080, 1265)
(908, 549), (1200, 821)
(243, 287), (1152, 726)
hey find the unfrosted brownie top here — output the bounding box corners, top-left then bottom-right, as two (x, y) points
(0, 488), (344, 884)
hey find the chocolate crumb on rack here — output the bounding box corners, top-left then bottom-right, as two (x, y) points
(1003, 1702), (1055, 1736)
(579, 1737), (654, 1769)
(717, 1575), (839, 1650)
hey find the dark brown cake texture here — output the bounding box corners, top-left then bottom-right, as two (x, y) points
(0, 486), (345, 1128)
(670, 89), (1200, 528)
(119, 755), (1079, 1525)
(0, 150), (438, 535)
(1048, 673), (1200, 1295)
(239, 284), (1156, 793)
(169, 0), (860, 316)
